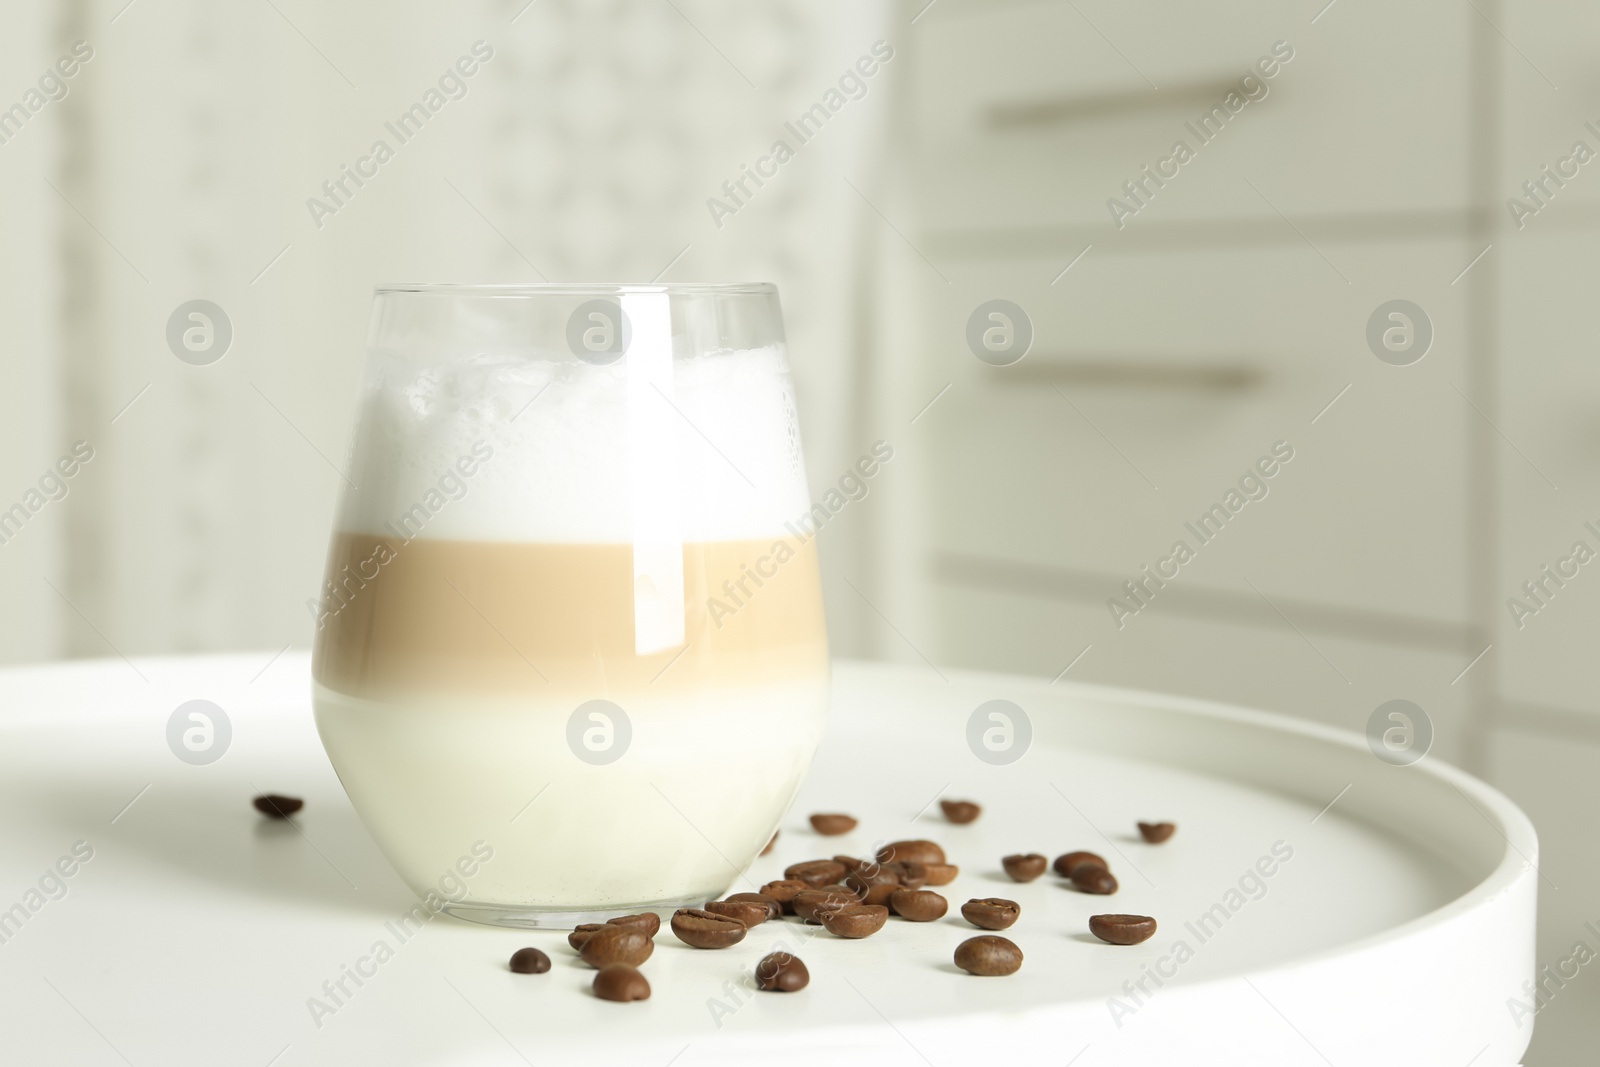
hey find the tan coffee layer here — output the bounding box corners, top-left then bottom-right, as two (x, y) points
(312, 534), (828, 700)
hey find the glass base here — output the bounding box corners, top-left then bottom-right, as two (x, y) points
(441, 894), (711, 930)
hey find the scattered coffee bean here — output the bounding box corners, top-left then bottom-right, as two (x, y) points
(845, 867), (900, 905)
(607, 913), (660, 938)
(508, 947), (550, 974)
(792, 887), (856, 924)
(955, 935), (1023, 976)
(1053, 851), (1107, 878)
(922, 863), (959, 886)
(593, 964), (650, 1002)
(961, 897), (1021, 931)
(940, 799), (981, 824)
(579, 925), (654, 969)
(1002, 854), (1048, 882)
(888, 889), (948, 922)
(671, 908), (748, 949)
(759, 880), (810, 912)
(810, 813), (858, 836)
(568, 923), (606, 951)
(1071, 866), (1119, 895)
(252, 794), (303, 819)
(876, 840), (946, 866)
(1089, 914), (1158, 945)
(725, 893), (782, 922)
(761, 831), (779, 856)
(823, 904), (889, 939)
(755, 951), (810, 992)
(785, 859), (849, 888)
(704, 898), (770, 927)
(1138, 821), (1176, 844)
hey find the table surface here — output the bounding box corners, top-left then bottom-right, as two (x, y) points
(0, 653), (1535, 1066)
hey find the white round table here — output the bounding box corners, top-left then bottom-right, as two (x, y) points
(0, 654), (1535, 1065)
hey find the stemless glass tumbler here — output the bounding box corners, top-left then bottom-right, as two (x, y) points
(310, 284), (829, 926)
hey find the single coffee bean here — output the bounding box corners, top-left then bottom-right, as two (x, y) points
(785, 859), (849, 888)
(725, 893), (782, 922)
(822, 904), (889, 939)
(252, 794), (303, 819)
(888, 861), (928, 890)
(1053, 851), (1107, 878)
(940, 799), (981, 824)
(579, 925), (654, 968)
(607, 913), (660, 938)
(755, 951), (809, 992)
(922, 863), (959, 886)
(954, 935), (1023, 976)
(593, 964), (650, 1002)
(876, 840), (945, 866)
(508, 947), (550, 974)
(888, 889), (948, 922)
(845, 867), (900, 905)
(759, 879), (810, 912)
(810, 813), (858, 836)
(961, 897), (1021, 931)
(761, 831), (779, 856)
(1002, 854), (1048, 882)
(1089, 914), (1158, 945)
(792, 887), (856, 924)
(1071, 866), (1119, 895)
(1138, 821), (1176, 844)
(671, 908), (748, 949)
(568, 923), (607, 951)
(704, 898), (770, 927)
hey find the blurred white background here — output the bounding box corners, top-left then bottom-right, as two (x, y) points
(2, 0), (1597, 1061)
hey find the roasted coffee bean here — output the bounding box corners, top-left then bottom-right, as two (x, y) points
(1002, 854), (1048, 882)
(508, 947), (551, 974)
(822, 904), (889, 939)
(252, 794), (303, 819)
(961, 897), (1021, 930)
(845, 867), (900, 905)
(888, 861), (928, 890)
(1089, 914), (1158, 945)
(761, 831), (779, 856)
(955, 935), (1023, 976)
(593, 964), (650, 1002)
(876, 840), (945, 866)
(1053, 851), (1107, 878)
(671, 908), (748, 949)
(810, 813), (858, 836)
(755, 951), (809, 992)
(888, 889), (948, 922)
(1071, 866), (1119, 895)
(833, 854), (866, 871)
(940, 799), (981, 824)
(785, 859), (849, 888)
(725, 893), (782, 922)
(607, 913), (660, 938)
(759, 879), (810, 912)
(922, 863), (959, 886)
(792, 887), (856, 924)
(704, 898), (770, 927)
(1138, 821), (1176, 844)
(579, 925), (654, 968)
(568, 923), (607, 951)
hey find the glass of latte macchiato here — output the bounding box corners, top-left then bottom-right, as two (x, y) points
(311, 284), (829, 927)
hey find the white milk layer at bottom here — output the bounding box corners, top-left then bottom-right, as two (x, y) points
(313, 675), (829, 910)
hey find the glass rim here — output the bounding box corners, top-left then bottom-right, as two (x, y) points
(373, 282), (778, 297)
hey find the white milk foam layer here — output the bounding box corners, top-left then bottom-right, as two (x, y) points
(340, 344), (810, 544)
(314, 676), (829, 909)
